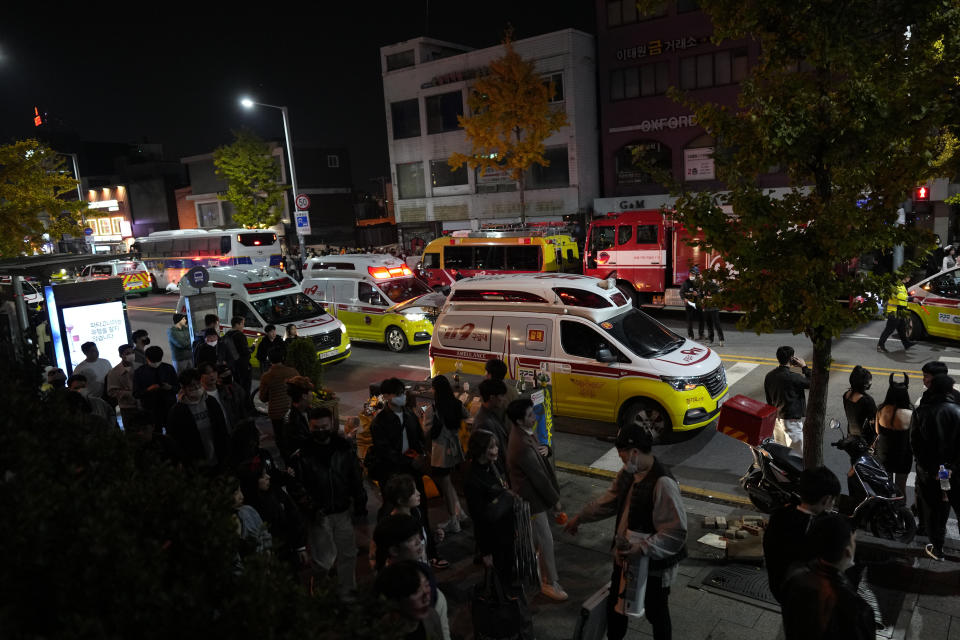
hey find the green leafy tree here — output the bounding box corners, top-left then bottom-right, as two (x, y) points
(213, 129), (288, 228)
(642, 0), (960, 466)
(449, 30), (568, 225)
(0, 356), (395, 639)
(0, 139), (87, 256)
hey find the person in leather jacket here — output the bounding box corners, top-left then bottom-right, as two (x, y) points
(910, 374), (960, 560)
(288, 406), (367, 596)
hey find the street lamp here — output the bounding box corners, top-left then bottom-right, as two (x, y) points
(239, 96), (306, 276)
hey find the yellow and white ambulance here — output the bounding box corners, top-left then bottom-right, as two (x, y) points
(428, 273), (727, 441)
(177, 266), (350, 365)
(77, 260), (153, 296)
(905, 267), (960, 341)
(301, 254), (444, 352)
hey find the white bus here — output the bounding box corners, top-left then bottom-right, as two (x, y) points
(135, 229), (283, 290)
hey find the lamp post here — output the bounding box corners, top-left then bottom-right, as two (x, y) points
(240, 97), (306, 277)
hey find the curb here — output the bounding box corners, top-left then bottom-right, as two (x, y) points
(556, 460), (755, 508)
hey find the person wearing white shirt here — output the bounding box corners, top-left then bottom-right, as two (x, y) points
(72, 341), (113, 398)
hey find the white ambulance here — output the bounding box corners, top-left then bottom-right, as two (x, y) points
(301, 254), (444, 352)
(428, 273), (727, 442)
(177, 266), (350, 365)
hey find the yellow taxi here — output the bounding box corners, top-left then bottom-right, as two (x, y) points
(301, 254), (445, 352)
(905, 267), (960, 341)
(77, 260), (152, 296)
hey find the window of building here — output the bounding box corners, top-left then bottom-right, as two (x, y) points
(476, 167), (517, 193)
(543, 72), (564, 102)
(391, 99), (421, 139)
(615, 141), (672, 186)
(425, 91), (463, 134)
(430, 160), (468, 190)
(611, 61), (670, 100)
(680, 48), (749, 90)
(327, 154), (340, 168)
(526, 146), (569, 190)
(197, 202), (222, 228)
(386, 49), (415, 71)
(396, 162), (426, 199)
(607, 0), (667, 27)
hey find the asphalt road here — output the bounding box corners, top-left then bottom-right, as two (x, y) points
(127, 292), (956, 500)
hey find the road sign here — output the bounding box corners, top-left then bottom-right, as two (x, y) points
(295, 210), (312, 235)
(295, 193), (311, 211)
(83, 227), (94, 236)
(185, 266), (210, 289)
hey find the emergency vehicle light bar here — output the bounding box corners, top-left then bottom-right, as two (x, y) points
(243, 278), (296, 294)
(368, 265), (413, 279)
(449, 290), (548, 303)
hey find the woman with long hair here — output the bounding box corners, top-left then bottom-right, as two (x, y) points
(463, 429), (517, 585)
(429, 374), (469, 534)
(842, 365), (877, 441)
(875, 373), (913, 496)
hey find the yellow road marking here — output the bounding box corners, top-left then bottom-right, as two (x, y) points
(128, 306), (176, 313)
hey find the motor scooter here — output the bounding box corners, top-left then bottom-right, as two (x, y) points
(829, 419), (916, 543)
(739, 437), (804, 513)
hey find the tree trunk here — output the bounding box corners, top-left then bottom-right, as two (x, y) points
(519, 172), (526, 226)
(803, 330), (832, 468)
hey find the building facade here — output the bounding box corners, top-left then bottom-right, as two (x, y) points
(380, 30), (599, 250)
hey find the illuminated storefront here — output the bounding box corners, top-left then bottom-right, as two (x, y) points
(85, 186), (134, 253)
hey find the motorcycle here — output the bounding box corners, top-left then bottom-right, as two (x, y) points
(739, 436), (804, 513)
(830, 419), (916, 543)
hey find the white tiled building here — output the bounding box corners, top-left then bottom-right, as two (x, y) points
(380, 30), (599, 249)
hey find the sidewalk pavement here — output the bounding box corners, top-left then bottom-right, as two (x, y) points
(425, 466), (960, 640)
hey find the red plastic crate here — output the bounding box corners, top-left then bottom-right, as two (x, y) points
(717, 395), (777, 446)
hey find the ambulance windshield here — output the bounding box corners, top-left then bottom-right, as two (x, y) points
(251, 293), (326, 324)
(601, 308), (683, 358)
(378, 276), (432, 304)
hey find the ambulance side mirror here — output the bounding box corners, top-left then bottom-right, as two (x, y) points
(596, 347), (616, 363)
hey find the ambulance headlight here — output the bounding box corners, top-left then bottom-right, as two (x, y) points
(403, 313), (425, 322)
(660, 375), (699, 392)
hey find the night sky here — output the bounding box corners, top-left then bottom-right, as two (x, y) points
(0, 3), (595, 191)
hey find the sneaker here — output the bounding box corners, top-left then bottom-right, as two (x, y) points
(540, 582), (569, 602)
(877, 345), (888, 353)
(925, 544), (945, 561)
(717, 340), (724, 347)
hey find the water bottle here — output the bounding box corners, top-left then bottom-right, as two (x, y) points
(939, 465), (952, 491)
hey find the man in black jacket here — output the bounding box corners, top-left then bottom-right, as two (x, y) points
(132, 346), (179, 433)
(565, 426), (687, 640)
(289, 407), (366, 597)
(763, 466), (841, 602)
(224, 315), (253, 396)
(678, 265), (704, 341)
(764, 346), (812, 454)
(166, 367), (230, 474)
(780, 514), (875, 640)
(910, 374), (960, 561)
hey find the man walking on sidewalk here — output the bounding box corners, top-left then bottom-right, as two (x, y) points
(764, 346), (811, 454)
(564, 425), (687, 640)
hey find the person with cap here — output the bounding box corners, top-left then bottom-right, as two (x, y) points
(133, 346), (179, 433)
(72, 341), (112, 398)
(41, 366), (67, 396)
(910, 373), (960, 561)
(678, 265), (705, 341)
(107, 344), (140, 427)
(564, 425), (687, 640)
(130, 329), (150, 370)
(762, 465), (841, 603)
(167, 313), (193, 372)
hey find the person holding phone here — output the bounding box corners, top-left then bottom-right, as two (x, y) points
(764, 346), (812, 454)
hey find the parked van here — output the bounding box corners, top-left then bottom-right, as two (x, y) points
(428, 273), (727, 441)
(77, 260), (152, 296)
(418, 231), (580, 289)
(177, 266), (350, 365)
(301, 254), (444, 352)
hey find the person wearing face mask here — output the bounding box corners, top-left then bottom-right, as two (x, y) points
(761, 465), (841, 603)
(107, 344), (140, 427)
(131, 329), (150, 370)
(166, 367), (230, 474)
(288, 406), (367, 598)
(780, 514), (875, 640)
(506, 398), (568, 602)
(133, 346), (179, 433)
(564, 425), (687, 640)
(195, 328), (229, 369)
(369, 378), (431, 528)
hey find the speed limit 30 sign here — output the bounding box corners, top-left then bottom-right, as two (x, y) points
(295, 193), (311, 211)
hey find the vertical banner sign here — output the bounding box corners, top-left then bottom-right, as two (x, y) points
(530, 386), (554, 446)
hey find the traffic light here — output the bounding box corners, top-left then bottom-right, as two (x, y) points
(914, 185), (930, 201)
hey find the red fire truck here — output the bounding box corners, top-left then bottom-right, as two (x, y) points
(583, 209), (722, 308)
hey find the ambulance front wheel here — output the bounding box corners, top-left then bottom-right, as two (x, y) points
(621, 398), (671, 444)
(385, 326), (408, 353)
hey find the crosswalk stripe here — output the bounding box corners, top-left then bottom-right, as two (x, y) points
(724, 362), (759, 387)
(939, 356), (960, 363)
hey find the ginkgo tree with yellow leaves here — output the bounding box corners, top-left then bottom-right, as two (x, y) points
(449, 31), (568, 225)
(0, 140), (87, 257)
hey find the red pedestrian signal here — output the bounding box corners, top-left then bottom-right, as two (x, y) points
(914, 185), (929, 201)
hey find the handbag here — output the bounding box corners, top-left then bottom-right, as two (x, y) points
(471, 569), (531, 640)
(431, 405), (465, 468)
